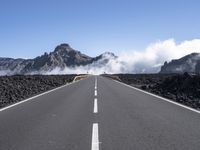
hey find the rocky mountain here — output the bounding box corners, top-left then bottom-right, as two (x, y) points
(160, 53), (200, 74)
(0, 44), (117, 75)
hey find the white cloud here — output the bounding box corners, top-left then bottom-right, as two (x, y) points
(44, 38), (200, 75)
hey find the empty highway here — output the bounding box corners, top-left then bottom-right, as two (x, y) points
(0, 76), (200, 150)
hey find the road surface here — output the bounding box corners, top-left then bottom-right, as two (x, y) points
(0, 76), (200, 150)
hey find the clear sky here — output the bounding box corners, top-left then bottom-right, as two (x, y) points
(0, 0), (200, 58)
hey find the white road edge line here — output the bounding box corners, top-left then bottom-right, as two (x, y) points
(0, 79), (82, 112)
(94, 98), (98, 113)
(112, 79), (200, 114)
(91, 123), (99, 150)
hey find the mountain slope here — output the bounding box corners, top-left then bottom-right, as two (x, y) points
(160, 53), (200, 74)
(0, 44), (117, 75)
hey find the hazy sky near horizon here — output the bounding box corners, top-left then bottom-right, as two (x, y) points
(0, 0), (200, 58)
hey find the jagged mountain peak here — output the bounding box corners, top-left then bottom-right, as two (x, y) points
(52, 43), (92, 61)
(0, 43), (117, 75)
(101, 52), (116, 57)
(54, 43), (75, 53)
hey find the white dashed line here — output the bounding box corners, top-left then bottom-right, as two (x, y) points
(91, 123), (99, 150)
(94, 90), (97, 96)
(92, 77), (99, 150)
(95, 77), (97, 90)
(93, 98), (98, 113)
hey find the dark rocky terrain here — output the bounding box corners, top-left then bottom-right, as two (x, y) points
(160, 53), (200, 74)
(105, 73), (200, 110)
(0, 43), (117, 75)
(0, 75), (76, 108)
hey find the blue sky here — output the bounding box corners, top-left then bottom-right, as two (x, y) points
(0, 0), (200, 58)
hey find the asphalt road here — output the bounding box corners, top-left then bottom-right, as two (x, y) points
(0, 76), (200, 150)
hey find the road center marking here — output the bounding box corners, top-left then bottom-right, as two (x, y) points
(94, 98), (98, 113)
(94, 90), (97, 96)
(91, 123), (99, 150)
(95, 77), (97, 90)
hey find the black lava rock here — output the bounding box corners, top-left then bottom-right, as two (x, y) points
(0, 75), (76, 108)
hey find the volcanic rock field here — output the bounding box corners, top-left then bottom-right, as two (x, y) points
(105, 73), (200, 110)
(0, 75), (76, 108)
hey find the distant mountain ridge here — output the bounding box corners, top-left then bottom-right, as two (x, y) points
(0, 43), (117, 75)
(1, 43), (199, 75)
(160, 53), (200, 74)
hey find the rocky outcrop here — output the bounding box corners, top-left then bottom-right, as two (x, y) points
(160, 53), (200, 74)
(195, 60), (200, 74)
